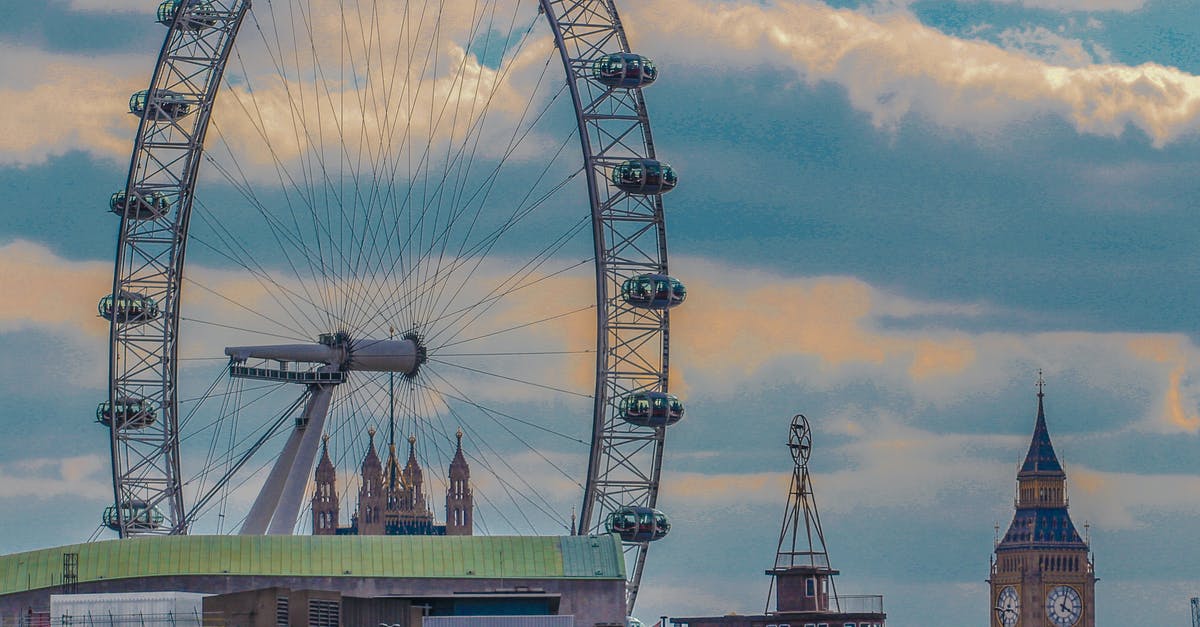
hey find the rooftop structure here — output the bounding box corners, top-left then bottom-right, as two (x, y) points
(670, 414), (885, 627)
(0, 534), (626, 624)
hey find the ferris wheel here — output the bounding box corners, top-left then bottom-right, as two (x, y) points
(101, 0), (684, 610)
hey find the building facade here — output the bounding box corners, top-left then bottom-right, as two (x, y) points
(311, 428), (472, 537)
(0, 535), (627, 626)
(989, 382), (1096, 627)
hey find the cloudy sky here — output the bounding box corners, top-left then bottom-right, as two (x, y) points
(1, 0), (1199, 625)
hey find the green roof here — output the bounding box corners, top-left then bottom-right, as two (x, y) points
(0, 535), (625, 596)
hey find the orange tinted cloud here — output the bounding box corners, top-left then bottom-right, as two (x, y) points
(1126, 335), (1200, 433)
(671, 262), (977, 390)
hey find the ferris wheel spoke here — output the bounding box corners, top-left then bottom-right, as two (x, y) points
(426, 358), (590, 400)
(401, 88), (575, 331)
(420, 369), (584, 477)
(434, 303), (594, 351)
(353, 31), (562, 331)
(411, 375), (567, 531)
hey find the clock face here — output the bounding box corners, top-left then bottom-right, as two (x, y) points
(996, 586), (1019, 626)
(1045, 585), (1082, 626)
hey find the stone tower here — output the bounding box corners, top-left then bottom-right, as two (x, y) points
(989, 377), (1096, 627)
(445, 429), (473, 536)
(311, 434), (339, 535)
(356, 427), (385, 535)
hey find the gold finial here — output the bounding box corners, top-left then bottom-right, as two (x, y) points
(456, 428), (463, 441)
(368, 426), (376, 439)
(322, 433), (330, 444)
(408, 434), (417, 445)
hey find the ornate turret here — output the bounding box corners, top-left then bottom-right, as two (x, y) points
(446, 429), (473, 536)
(388, 434), (435, 533)
(356, 427), (385, 535)
(311, 434), (339, 535)
(989, 374), (1096, 627)
(382, 439), (404, 529)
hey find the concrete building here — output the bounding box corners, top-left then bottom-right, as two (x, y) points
(0, 535), (625, 626)
(988, 379), (1097, 627)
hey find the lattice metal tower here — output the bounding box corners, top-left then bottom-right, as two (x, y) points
(766, 414), (840, 614)
(1190, 597), (1198, 627)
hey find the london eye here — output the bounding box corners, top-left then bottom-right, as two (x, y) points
(102, 0), (684, 611)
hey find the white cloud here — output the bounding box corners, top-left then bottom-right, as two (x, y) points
(627, 0), (1200, 146)
(997, 26), (1103, 67)
(64, 0), (155, 13)
(0, 455), (111, 500)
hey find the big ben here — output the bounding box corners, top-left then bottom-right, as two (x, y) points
(989, 376), (1096, 627)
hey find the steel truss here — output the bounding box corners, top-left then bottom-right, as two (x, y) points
(540, 0), (673, 610)
(108, 0), (674, 612)
(108, 0), (250, 537)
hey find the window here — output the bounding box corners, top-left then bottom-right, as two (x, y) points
(806, 577), (816, 596)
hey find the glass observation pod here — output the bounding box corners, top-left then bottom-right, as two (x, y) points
(592, 53), (658, 89)
(96, 398), (158, 429)
(621, 273), (686, 310)
(129, 89), (192, 121)
(103, 501), (165, 532)
(610, 159), (677, 195)
(619, 391), (684, 427)
(606, 506), (671, 543)
(156, 0), (217, 29)
(109, 189), (171, 220)
(99, 292), (161, 325)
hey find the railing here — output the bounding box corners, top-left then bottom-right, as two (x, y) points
(20, 611), (224, 626)
(229, 365), (345, 384)
(773, 551), (831, 570)
(837, 595), (885, 614)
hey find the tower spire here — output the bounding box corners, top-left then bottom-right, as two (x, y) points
(1021, 371), (1063, 477)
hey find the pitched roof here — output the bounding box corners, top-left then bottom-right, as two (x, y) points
(1018, 391), (1064, 477)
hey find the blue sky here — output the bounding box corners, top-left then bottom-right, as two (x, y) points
(1, 0), (1199, 625)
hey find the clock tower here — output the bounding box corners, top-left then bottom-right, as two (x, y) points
(989, 375), (1096, 627)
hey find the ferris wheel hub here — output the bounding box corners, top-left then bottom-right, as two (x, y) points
(224, 335), (424, 377)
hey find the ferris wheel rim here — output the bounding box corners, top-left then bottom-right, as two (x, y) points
(105, 0), (678, 612)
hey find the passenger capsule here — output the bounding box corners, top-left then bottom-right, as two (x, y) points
(129, 90), (192, 121)
(592, 53), (658, 89)
(99, 292), (161, 325)
(621, 274), (686, 310)
(619, 391), (684, 427)
(103, 500), (165, 531)
(156, 0), (217, 30)
(606, 506), (670, 542)
(610, 159), (676, 195)
(97, 398), (158, 429)
(110, 189), (171, 220)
